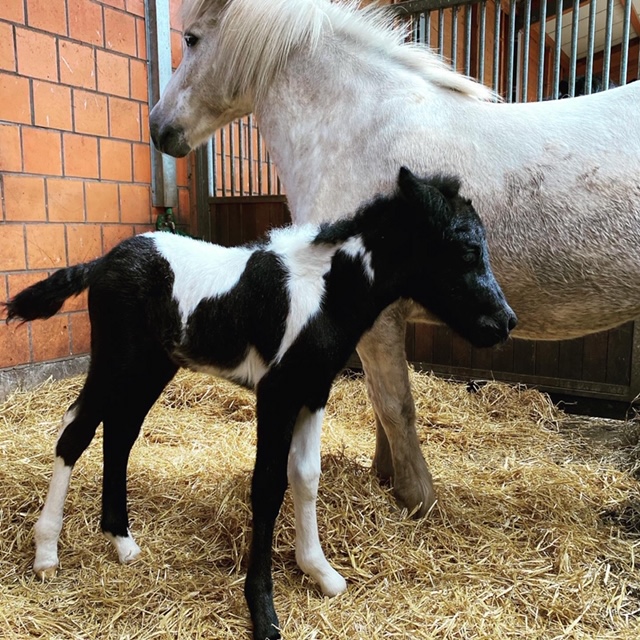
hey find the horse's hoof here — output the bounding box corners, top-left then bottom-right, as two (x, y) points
(34, 564), (58, 580)
(320, 573), (347, 598)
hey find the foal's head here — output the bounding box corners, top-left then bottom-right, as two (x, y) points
(395, 168), (517, 348)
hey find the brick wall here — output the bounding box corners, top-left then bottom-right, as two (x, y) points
(0, 0), (191, 391)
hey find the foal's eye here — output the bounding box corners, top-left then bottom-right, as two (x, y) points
(184, 33), (199, 48)
(461, 250), (478, 264)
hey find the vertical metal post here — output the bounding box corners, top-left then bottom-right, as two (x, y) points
(506, 0), (516, 102)
(464, 3), (472, 75)
(521, 0), (532, 102)
(602, 0), (615, 90)
(620, 0), (632, 85)
(536, 0), (547, 101)
(585, 0), (597, 95)
(568, 0), (580, 96)
(145, 0), (178, 208)
(478, 1), (487, 85)
(551, 0), (563, 100)
(492, 0), (501, 96)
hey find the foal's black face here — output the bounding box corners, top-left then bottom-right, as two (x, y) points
(398, 170), (516, 348)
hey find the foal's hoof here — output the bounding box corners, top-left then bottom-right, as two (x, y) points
(104, 532), (142, 565)
(34, 564), (58, 580)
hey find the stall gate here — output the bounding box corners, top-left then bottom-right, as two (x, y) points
(195, 0), (640, 402)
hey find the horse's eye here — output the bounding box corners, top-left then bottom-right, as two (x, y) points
(184, 33), (199, 48)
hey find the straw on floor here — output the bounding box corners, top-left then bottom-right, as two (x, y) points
(1, 369), (638, 639)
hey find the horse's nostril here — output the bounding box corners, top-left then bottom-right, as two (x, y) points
(508, 314), (518, 332)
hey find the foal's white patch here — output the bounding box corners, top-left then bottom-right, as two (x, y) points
(148, 232), (253, 324)
(339, 235), (374, 283)
(188, 345), (269, 389)
(267, 225), (337, 363)
(104, 531), (142, 565)
(33, 456), (72, 577)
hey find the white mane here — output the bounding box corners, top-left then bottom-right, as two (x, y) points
(187, 0), (495, 102)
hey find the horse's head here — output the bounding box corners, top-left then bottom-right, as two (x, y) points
(397, 168), (517, 348)
(150, 0), (252, 157)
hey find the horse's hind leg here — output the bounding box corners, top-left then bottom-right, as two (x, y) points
(100, 353), (177, 565)
(356, 301), (435, 518)
(34, 376), (103, 578)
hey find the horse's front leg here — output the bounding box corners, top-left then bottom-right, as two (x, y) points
(356, 301), (436, 518)
(288, 407), (347, 597)
(245, 385), (300, 640)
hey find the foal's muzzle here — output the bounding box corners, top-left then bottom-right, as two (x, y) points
(472, 310), (517, 348)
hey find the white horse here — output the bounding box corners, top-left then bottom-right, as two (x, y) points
(150, 0), (640, 598)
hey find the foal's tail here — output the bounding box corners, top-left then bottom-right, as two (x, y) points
(4, 260), (102, 322)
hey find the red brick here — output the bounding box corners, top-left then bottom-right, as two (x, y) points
(176, 157), (189, 187)
(109, 97), (140, 141)
(60, 288), (87, 313)
(169, 1), (181, 31)
(26, 223), (66, 269)
(63, 133), (99, 179)
(104, 8), (137, 57)
(0, 22), (16, 71)
(101, 0), (125, 8)
(32, 313), (71, 361)
(59, 40), (96, 89)
(3, 176), (46, 221)
(0, 322), (30, 367)
(16, 28), (58, 81)
(178, 187), (191, 225)
(133, 224), (154, 234)
(74, 90), (108, 136)
(100, 138), (132, 181)
(0, 72), (31, 124)
(140, 103), (149, 143)
(70, 311), (91, 354)
(27, 0), (67, 36)
(132, 143), (151, 184)
(126, 0), (145, 18)
(68, 0), (104, 47)
(67, 223), (103, 265)
(120, 183), (150, 223)
(136, 16), (146, 59)
(47, 178), (85, 222)
(97, 49), (129, 97)
(102, 224), (134, 252)
(22, 128), (63, 176)
(85, 181), (119, 222)
(0, 124), (22, 172)
(0, 224), (26, 270)
(130, 58), (148, 101)
(0, 0), (25, 23)
(33, 81), (73, 131)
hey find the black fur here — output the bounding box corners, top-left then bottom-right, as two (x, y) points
(7, 168), (515, 640)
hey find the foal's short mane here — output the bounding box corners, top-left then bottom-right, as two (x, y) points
(182, 0), (495, 103)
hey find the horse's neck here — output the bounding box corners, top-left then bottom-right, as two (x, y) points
(255, 40), (439, 222)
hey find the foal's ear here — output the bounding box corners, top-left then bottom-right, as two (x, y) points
(398, 167), (449, 213)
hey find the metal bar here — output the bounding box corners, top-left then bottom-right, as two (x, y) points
(207, 138), (215, 198)
(220, 127), (227, 197)
(602, 0), (615, 90)
(506, 0), (516, 102)
(438, 8), (444, 56)
(464, 3), (472, 75)
(585, 0), (597, 95)
(536, 0), (547, 101)
(238, 119), (245, 195)
(492, 0), (500, 96)
(521, 0), (532, 102)
(391, 0), (483, 13)
(145, 0), (178, 208)
(478, 0), (486, 85)
(424, 10), (431, 47)
(568, 0), (580, 96)
(228, 122), (236, 196)
(194, 145), (211, 240)
(620, 0), (633, 85)
(257, 128), (264, 195)
(551, 0), (563, 100)
(247, 115), (254, 195)
(267, 150), (273, 194)
(451, 5), (458, 69)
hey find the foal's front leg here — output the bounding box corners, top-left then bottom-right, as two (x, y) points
(356, 301), (436, 518)
(245, 385), (300, 640)
(288, 407), (347, 597)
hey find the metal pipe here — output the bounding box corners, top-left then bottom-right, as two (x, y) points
(568, 0), (580, 97)
(521, 0), (532, 102)
(536, 0), (547, 101)
(585, 0), (597, 95)
(551, 0), (563, 100)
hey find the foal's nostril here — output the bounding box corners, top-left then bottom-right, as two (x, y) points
(508, 314), (518, 332)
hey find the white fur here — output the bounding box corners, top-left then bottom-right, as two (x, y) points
(288, 408), (347, 596)
(340, 236), (374, 283)
(104, 532), (142, 565)
(148, 232), (253, 324)
(190, 346), (269, 388)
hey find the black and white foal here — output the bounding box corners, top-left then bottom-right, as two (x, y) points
(6, 168), (516, 640)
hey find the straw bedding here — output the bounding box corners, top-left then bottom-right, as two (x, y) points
(1, 369), (638, 639)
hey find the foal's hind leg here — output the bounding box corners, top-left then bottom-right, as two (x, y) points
(34, 379), (102, 578)
(356, 301), (435, 518)
(100, 355), (177, 564)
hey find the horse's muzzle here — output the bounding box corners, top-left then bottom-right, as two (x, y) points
(150, 122), (191, 158)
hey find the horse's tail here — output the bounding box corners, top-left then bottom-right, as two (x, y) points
(4, 260), (102, 322)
